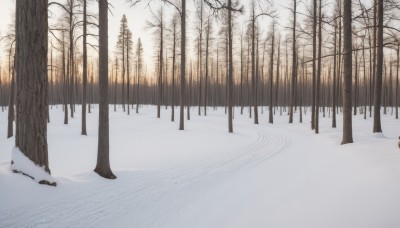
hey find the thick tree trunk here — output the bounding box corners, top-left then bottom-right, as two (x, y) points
(341, 0), (353, 144)
(14, 0), (54, 185)
(95, 0), (116, 179)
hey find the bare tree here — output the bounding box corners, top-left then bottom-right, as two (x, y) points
(341, 0), (353, 144)
(269, 21), (276, 124)
(94, 0), (116, 179)
(373, 0), (383, 133)
(136, 38), (143, 114)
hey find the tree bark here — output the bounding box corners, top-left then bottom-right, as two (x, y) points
(315, 0), (322, 134)
(228, 0), (233, 133)
(82, 0), (88, 135)
(341, 0), (353, 144)
(15, 0), (54, 185)
(373, 0), (383, 133)
(95, 0), (116, 179)
(269, 23), (275, 124)
(179, 0), (186, 130)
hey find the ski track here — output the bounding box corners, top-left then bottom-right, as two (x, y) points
(0, 123), (289, 228)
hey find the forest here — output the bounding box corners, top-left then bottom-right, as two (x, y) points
(0, 0), (400, 227)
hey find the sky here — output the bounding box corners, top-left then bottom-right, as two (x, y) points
(0, 0), (296, 75)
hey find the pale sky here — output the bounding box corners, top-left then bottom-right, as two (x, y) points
(0, 0), (299, 75)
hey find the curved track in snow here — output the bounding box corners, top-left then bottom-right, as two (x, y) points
(0, 123), (289, 228)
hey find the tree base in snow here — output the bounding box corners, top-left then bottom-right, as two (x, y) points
(12, 169), (57, 187)
(94, 168), (117, 180)
(11, 147), (57, 187)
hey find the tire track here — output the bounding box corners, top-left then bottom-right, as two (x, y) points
(0, 124), (289, 228)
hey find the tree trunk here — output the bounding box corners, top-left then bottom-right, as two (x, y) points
(396, 48), (399, 119)
(127, 31), (131, 115)
(332, 11), (337, 128)
(63, 31), (68, 125)
(95, 0), (116, 179)
(269, 23), (275, 124)
(228, 0), (233, 133)
(157, 11), (163, 119)
(373, 0), (383, 133)
(171, 22), (176, 122)
(14, 0), (54, 185)
(179, 0), (186, 130)
(311, 0), (317, 129)
(7, 65), (15, 138)
(252, 6), (258, 124)
(315, 0), (322, 134)
(82, 0), (88, 135)
(289, 0), (297, 124)
(341, 0), (353, 144)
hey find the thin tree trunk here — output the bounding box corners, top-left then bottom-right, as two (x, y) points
(228, 0), (233, 133)
(289, 0), (297, 123)
(373, 0), (383, 133)
(179, 0), (186, 130)
(269, 23), (275, 124)
(82, 0), (88, 135)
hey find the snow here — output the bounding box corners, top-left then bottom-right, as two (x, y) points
(10, 147), (57, 185)
(0, 105), (400, 228)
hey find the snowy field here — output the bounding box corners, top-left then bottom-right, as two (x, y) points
(1, 105), (400, 228)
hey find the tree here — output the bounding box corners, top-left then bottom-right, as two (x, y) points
(130, 0), (185, 130)
(170, 14), (179, 122)
(251, 3), (258, 124)
(289, 0), (297, 124)
(311, 0), (317, 129)
(195, 0), (204, 116)
(81, 0), (88, 135)
(14, 0), (55, 186)
(204, 13), (212, 116)
(315, 0), (322, 134)
(94, 0), (116, 179)
(179, 0), (186, 130)
(373, 0), (383, 133)
(116, 15), (128, 112)
(269, 21), (276, 124)
(126, 29), (133, 115)
(227, 0), (234, 133)
(136, 38), (143, 114)
(341, 0), (353, 144)
(5, 26), (15, 138)
(146, 8), (164, 118)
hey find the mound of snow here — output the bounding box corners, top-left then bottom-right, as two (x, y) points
(11, 147), (57, 186)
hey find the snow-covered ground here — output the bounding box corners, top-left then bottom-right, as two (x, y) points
(1, 105), (400, 228)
